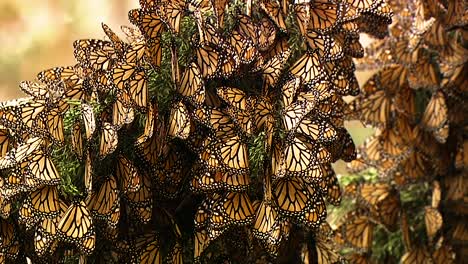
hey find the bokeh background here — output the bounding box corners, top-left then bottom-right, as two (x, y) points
(0, 0), (139, 100)
(0, 0), (374, 172)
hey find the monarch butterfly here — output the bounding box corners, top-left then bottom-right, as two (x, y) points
(213, 191), (255, 226)
(194, 197), (212, 230)
(82, 151), (93, 197)
(357, 88), (392, 127)
(73, 39), (112, 67)
(359, 182), (392, 207)
(0, 190), (12, 219)
(283, 135), (331, 174)
(315, 235), (343, 264)
(15, 99), (49, 132)
(401, 247), (433, 264)
(138, 238), (162, 264)
(217, 87), (252, 112)
(421, 91), (448, 143)
(253, 96), (274, 136)
(116, 154), (141, 193)
(34, 199), (68, 256)
(395, 151), (431, 185)
(258, 50), (291, 88)
(190, 163), (224, 193)
(128, 9), (164, 69)
(126, 171), (153, 223)
(371, 0), (393, 21)
(432, 244), (456, 264)
(252, 201), (280, 240)
(229, 30), (258, 64)
(317, 167), (341, 205)
(344, 37), (365, 58)
(0, 98), (24, 129)
(194, 229), (210, 260)
(89, 175), (120, 228)
(218, 54), (238, 79)
(184, 122), (209, 154)
(37, 65), (72, 84)
(81, 103), (96, 141)
(196, 107), (245, 138)
(252, 201), (290, 256)
(290, 50), (325, 85)
(18, 196), (38, 230)
(127, 68), (148, 109)
(298, 81), (334, 103)
(112, 92), (135, 129)
(376, 64), (408, 95)
(362, 183), (400, 230)
(57, 201), (95, 254)
(199, 140), (223, 170)
(178, 62), (205, 105)
(260, 0), (287, 32)
(294, 3), (311, 37)
(124, 41), (146, 66)
(19, 80), (63, 102)
(196, 20), (222, 47)
(121, 25), (145, 43)
(392, 39), (421, 65)
(258, 18), (277, 51)
(167, 242), (183, 264)
(338, 211), (374, 250)
(87, 45), (118, 72)
(346, 154), (368, 174)
(272, 176), (313, 216)
(360, 135), (381, 165)
(376, 128), (407, 159)
(196, 45), (221, 79)
(346, 0), (380, 10)
(42, 107), (65, 144)
(0, 219), (19, 259)
(300, 196), (327, 229)
(312, 92), (345, 122)
(210, 0), (228, 28)
(216, 87), (255, 135)
(330, 68), (359, 97)
(330, 127), (356, 162)
(135, 122), (164, 171)
(25, 151), (61, 186)
(101, 22), (127, 58)
(280, 77), (300, 108)
(37, 66), (87, 100)
(281, 101), (315, 132)
(26, 186), (60, 218)
(345, 253), (373, 264)
(306, 30), (343, 61)
(10, 136), (43, 164)
(112, 63), (148, 109)
(191, 163), (250, 192)
(168, 101), (191, 140)
(424, 206), (443, 240)
(309, 0), (341, 32)
(214, 135), (250, 172)
(236, 14), (260, 46)
(99, 122), (119, 159)
(297, 117), (337, 143)
(158, 0), (184, 34)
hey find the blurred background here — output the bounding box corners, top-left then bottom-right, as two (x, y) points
(0, 0), (139, 100)
(0, 0), (374, 172)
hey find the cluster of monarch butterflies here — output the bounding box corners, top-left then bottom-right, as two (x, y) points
(339, 0), (467, 263)
(0, 0), (393, 263)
